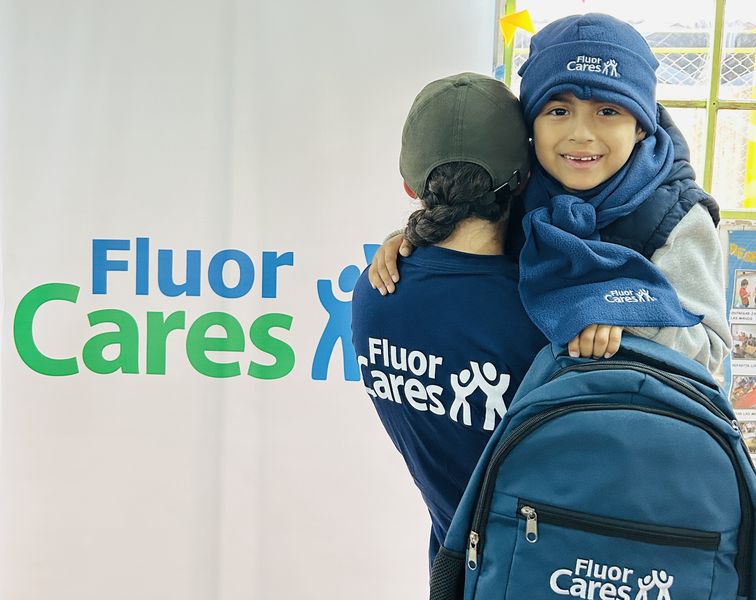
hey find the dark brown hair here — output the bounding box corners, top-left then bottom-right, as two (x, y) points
(404, 162), (512, 247)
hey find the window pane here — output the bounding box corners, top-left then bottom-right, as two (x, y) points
(493, 1), (755, 209)
(498, 0), (714, 101)
(664, 107), (707, 182)
(720, 0), (756, 101)
(712, 109), (756, 209)
(649, 30), (710, 102)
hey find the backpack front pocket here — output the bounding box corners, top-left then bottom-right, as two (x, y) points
(499, 499), (722, 600)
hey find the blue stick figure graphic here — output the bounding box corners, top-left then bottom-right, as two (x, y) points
(312, 244), (379, 381)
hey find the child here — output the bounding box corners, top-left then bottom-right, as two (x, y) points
(351, 73), (547, 567)
(740, 279), (750, 308)
(371, 13), (731, 374)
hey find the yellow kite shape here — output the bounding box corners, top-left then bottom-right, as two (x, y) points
(499, 10), (535, 45)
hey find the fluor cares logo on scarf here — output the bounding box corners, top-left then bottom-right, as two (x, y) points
(604, 289), (657, 304)
(13, 238), (296, 379)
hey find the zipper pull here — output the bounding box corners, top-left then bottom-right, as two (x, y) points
(467, 531), (479, 570)
(520, 506), (538, 543)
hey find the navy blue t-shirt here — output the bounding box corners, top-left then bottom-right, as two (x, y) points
(351, 245), (547, 562)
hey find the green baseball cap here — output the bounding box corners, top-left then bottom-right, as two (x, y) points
(400, 72), (530, 197)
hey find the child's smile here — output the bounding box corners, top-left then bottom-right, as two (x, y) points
(533, 93), (646, 192)
(560, 152), (604, 170)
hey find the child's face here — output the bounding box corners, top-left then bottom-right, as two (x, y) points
(533, 93), (646, 192)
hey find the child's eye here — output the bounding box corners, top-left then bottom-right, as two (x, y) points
(598, 107), (620, 116)
(546, 107), (568, 116)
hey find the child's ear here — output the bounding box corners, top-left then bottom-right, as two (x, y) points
(403, 181), (418, 199)
(635, 127), (647, 143)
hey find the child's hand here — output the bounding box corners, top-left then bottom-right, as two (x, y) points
(568, 324), (624, 359)
(368, 235), (415, 295)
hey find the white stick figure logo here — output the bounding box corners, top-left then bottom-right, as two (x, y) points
(653, 570), (674, 600)
(472, 362), (510, 431)
(635, 288), (656, 302)
(635, 574), (654, 600)
(603, 58), (620, 77)
(449, 362), (511, 430)
(449, 368), (477, 426)
(635, 570), (674, 600)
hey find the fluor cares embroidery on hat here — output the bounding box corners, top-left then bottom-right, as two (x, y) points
(566, 55), (621, 78)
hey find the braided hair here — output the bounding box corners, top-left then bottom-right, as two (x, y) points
(405, 162), (512, 247)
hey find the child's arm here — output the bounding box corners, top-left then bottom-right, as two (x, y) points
(368, 233), (415, 295)
(624, 203), (732, 374)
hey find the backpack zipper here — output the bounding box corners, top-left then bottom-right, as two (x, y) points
(547, 360), (740, 431)
(553, 361), (755, 472)
(515, 500), (721, 550)
(466, 364), (752, 596)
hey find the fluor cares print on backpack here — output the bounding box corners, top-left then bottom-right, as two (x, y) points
(429, 336), (756, 600)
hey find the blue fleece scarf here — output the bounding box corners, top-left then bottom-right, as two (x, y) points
(519, 127), (702, 345)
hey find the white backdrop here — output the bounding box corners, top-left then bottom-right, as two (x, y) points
(0, 0), (495, 598)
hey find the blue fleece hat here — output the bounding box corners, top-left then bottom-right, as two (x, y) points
(518, 13), (659, 134)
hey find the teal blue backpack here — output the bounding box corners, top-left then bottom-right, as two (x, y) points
(430, 336), (756, 600)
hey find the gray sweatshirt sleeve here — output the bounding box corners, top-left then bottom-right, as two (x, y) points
(624, 202), (733, 375)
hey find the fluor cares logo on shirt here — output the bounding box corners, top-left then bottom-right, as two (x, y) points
(358, 337), (511, 431)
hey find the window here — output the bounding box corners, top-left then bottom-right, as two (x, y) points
(494, 0), (756, 210)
